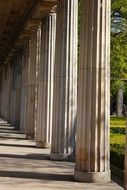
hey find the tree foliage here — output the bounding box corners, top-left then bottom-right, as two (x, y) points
(111, 33), (127, 79)
(111, 0), (127, 33)
(111, 0), (127, 95)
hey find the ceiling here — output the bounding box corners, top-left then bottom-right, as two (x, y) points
(0, 0), (56, 62)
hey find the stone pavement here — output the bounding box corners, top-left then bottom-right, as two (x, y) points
(0, 119), (123, 190)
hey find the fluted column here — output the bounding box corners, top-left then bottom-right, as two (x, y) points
(9, 65), (16, 124)
(9, 62), (16, 124)
(36, 13), (56, 148)
(20, 41), (29, 132)
(26, 30), (37, 140)
(0, 67), (6, 118)
(0, 67), (6, 119)
(4, 64), (11, 121)
(0, 64), (11, 121)
(51, 0), (78, 160)
(0, 68), (2, 114)
(14, 50), (22, 127)
(75, 0), (111, 183)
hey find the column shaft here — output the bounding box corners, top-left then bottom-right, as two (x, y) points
(0, 69), (2, 115)
(75, 0), (111, 183)
(0, 64), (11, 121)
(15, 51), (22, 127)
(20, 41), (29, 132)
(51, 0), (78, 160)
(26, 30), (37, 139)
(9, 50), (22, 126)
(36, 13), (56, 148)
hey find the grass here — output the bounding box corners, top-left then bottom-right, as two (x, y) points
(110, 133), (125, 145)
(110, 116), (126, 127)
(110, 116), (126, 170)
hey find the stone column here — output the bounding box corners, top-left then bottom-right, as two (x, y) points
(6, 64), (12, 122)
(1, 66), (6, 119)
(0, 68), (2, 115)
(0, 64), (11, 121)
(0, 68), (4, 117)
(26, 30), (37, 140)
(4, 64), (11, 121)
(0, 66), (6, 119)
(36, 13), (56, 148)
(1, 67), (5, 118)
(8, 50), (22, 127)
(20, 41), (29, 132)
(14, 50), (22, 127)
(51, 0), (78, 160)
(74, 0), (111, 183)
(9, 63), (16, 124)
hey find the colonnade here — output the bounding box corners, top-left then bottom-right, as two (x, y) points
(0, 0), (112, 184)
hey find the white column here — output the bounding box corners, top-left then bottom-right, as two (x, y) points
(6, 65), (11, 122)
(20, 41), (29, 132)
(51, 0), (78, 160)
(26, 30), (37, 140)
(75, 0), (111, 183)
(0, 68), (2, 115)
(36, 13), (56, 148)
(14, 50), (22, 127)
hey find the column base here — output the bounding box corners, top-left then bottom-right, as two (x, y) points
(50, 153), (74, 161)
(19, 130), (26, 134)
(36, 141), (51, 148)
(26, 134), (34, 140)
(74, 170), (111, 183)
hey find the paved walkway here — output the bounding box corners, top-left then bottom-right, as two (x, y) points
(0, 119), (123, 190)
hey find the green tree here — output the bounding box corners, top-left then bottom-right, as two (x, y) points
(111, 0), (127, 96)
